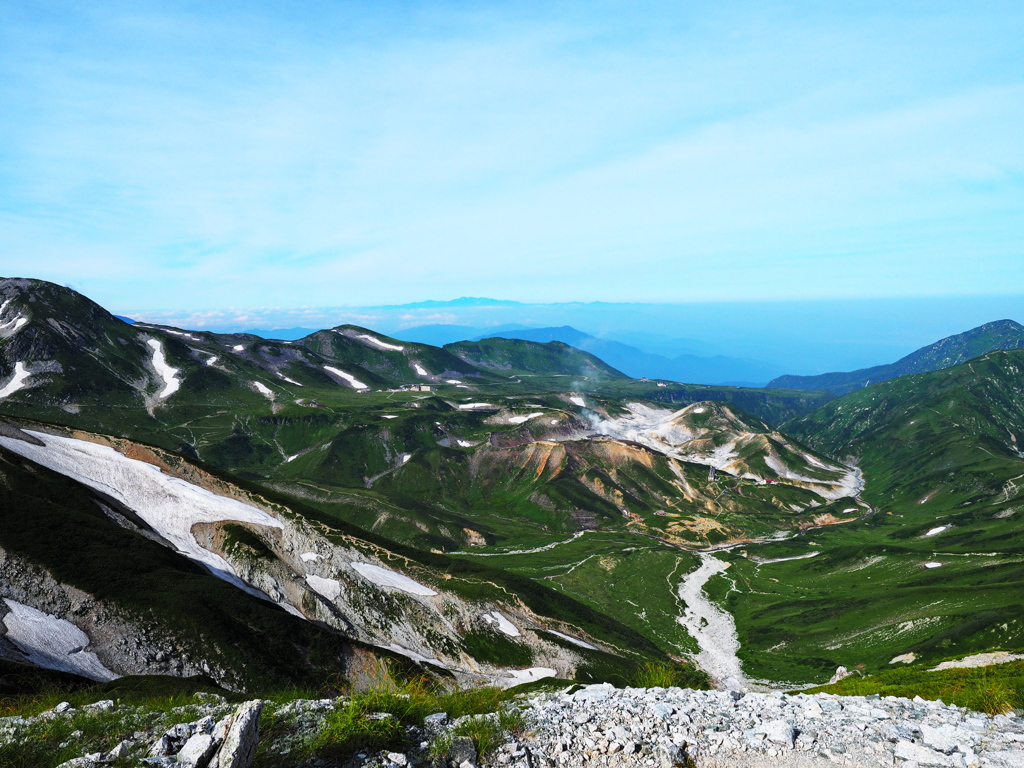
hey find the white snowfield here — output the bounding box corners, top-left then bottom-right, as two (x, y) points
(1, 598), (117, 681)
(924, 525), (950, 537)
(446, 379), (462, 384)
(382, 414), (399, 419)
(160, 328), (201, 341)
(508, 412), (544, 424)
(506, 667), (556, 684)
(0, 315), (28, 334)
(232, 344), (244, 351)
(0, 361), (31, 400)
(413, 363), (429, 376)
(146, 339), (181, 399)
(0, 431), (284, 589)
(0, 299), (29, 335)
(252, 381), (274, 398)
(300, 552), (321, 562)
(569, 396), (586, 407)
(349, 562), (437, 596)
(205, 355), (219, 366)
(548, 630), (598, 650)
(277, 372), (303, 386)
(352, 332), (404, 352)
(305, 575), (343, 601)
(483, 611), (521, 637)
(324, 366), (368, 390)
(678, 553), (747, 690)
(755, 551), (820, 565)
(458, 402), (493, 410)
(924, 562), (944, 569)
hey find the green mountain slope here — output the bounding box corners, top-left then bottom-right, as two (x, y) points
(783, 349), (1024, 512)
(768, 320), (1024, 395)
(0, 418), (678, 689)
(445, 337), (627, 380)
(0, 437), (377, 691)
(712, 350), (1024, 683)
(20, 278), (1021, 688)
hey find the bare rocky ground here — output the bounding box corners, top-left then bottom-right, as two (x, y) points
(4, 684), (1024, 768)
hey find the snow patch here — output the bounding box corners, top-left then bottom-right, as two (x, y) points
(508, 412), (544, 424)
(382, 415), (399, 419)
(692, 407), (706, 414)
(205, 356), (219, 366)
(162, 328), (201, 341)
(277, 372), (303, 386)
(350, 562), (437, 596)
(924, 525), (950, 537)
(569, 396), (586, 407)
(445, 379), (462, 384)
(458, 403), (493, 410)
(232, 345), (245, 352)
(300, 552), (321, 562)
(923, 562), (944, 569)
(482, 611), (520, 637)
(413, 363), (429, 376)
(305, 575), (342, 601)
(147, 339), (181, 399)
(353, 333), (404, 352)
(756, 551), (820, 565)
(0, 316), (28, 334)
(324, 366), (368, 390)
(505, 667), (556, 684)
(0, 361), (31, 400)
(1, 598), (117, 681)
(252, 381), (273, 398)
(548, 630), (597, 650)
(890, 653), (917, 664)
(457, 440), (476, 447)
(0, 431), (284, 592)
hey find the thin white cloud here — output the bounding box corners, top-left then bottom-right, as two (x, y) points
(0, 1), (1022, 307)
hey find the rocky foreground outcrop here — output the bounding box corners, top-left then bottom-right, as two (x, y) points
(4, 684), (1024, 768)
(517, 684), (1024, 767)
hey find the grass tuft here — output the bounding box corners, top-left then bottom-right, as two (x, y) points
(805, 660), (1024, 715)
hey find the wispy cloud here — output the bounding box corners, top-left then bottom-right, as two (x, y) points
(1, 1), (1022, 310)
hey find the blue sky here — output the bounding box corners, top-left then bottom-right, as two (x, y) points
(1, 1), (1022, 315)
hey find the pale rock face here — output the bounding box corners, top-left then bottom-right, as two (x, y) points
(210, 700), (263, 768)
(177, 733), (217, 768)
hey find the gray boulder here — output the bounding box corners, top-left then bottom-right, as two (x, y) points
(178, 733), (218, 768)
(209, 700), (264, 768)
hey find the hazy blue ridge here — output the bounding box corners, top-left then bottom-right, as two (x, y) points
(470, 326), (784, 386)
(769, 319), (1024, 395)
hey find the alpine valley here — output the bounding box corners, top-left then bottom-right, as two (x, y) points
(3, 277), (1024, 751)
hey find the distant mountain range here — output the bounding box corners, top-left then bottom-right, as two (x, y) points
(769, 320), (1024, 395)
(465, 326), (784, 387)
